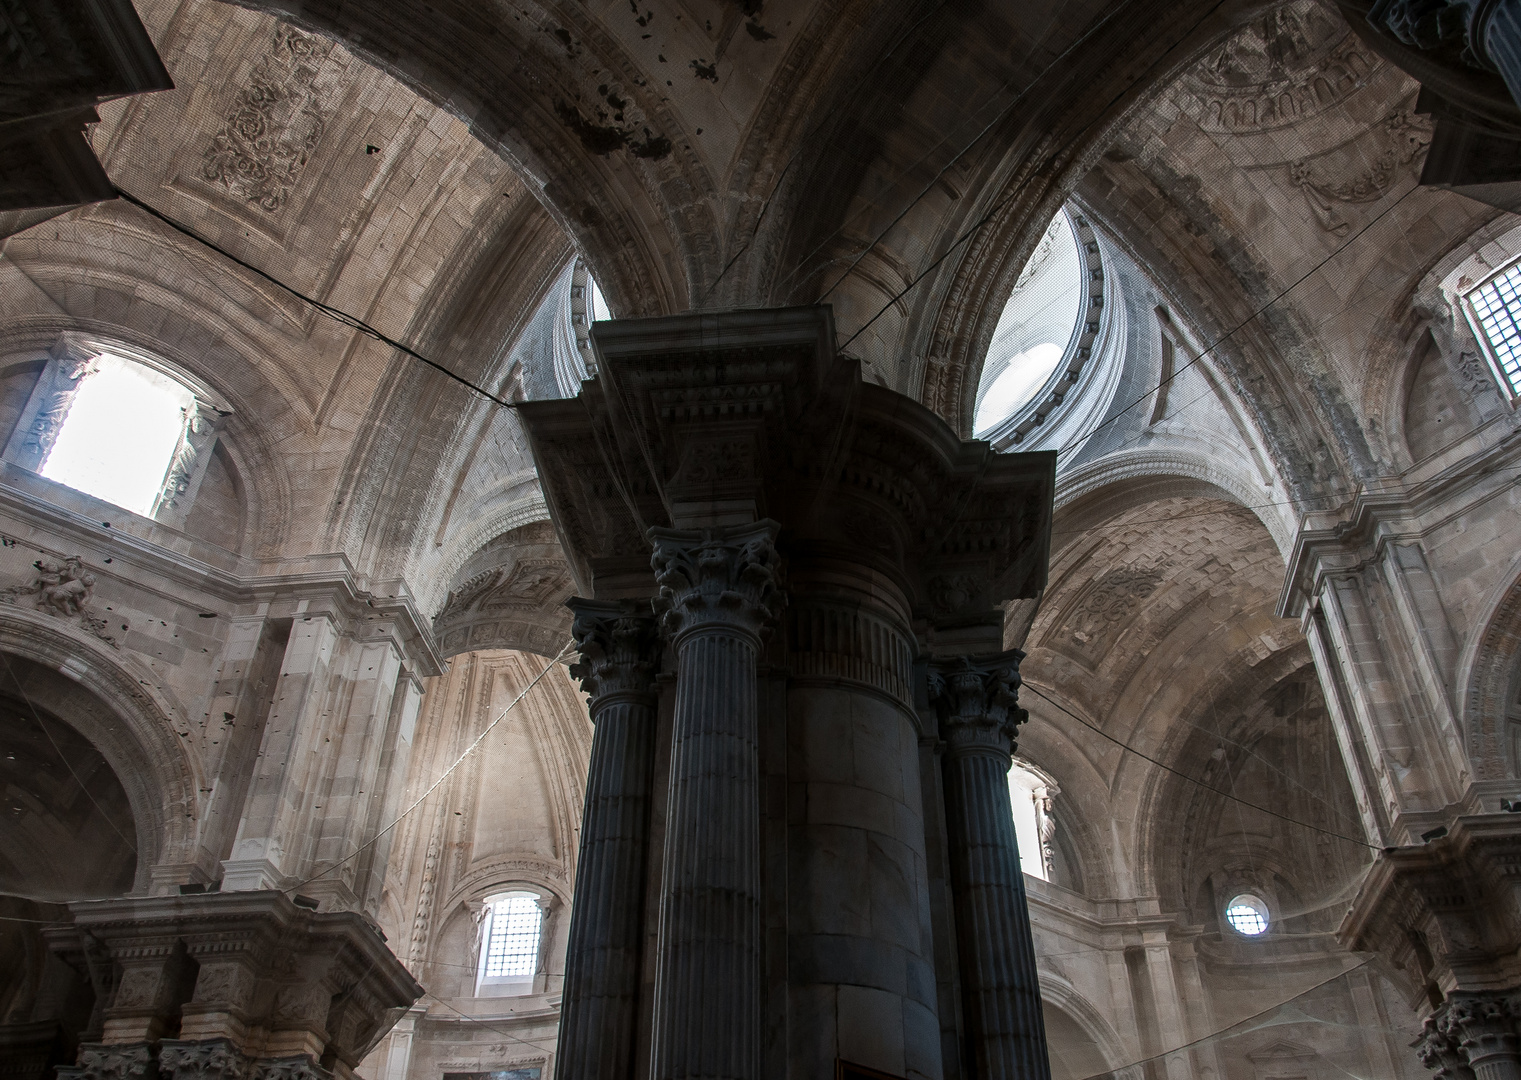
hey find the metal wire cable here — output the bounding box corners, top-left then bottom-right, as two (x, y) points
(1022, 684), (1380, 850)
(112, 186), (519, 410)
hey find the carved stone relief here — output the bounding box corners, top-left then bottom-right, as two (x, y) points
(1288, 109), (1433, 234)
(58, 1043), (156, 1080)
(1, 344), (96, 474)
(1176, 2), (1377, 134)
(1048, 565), (1165, 667)
(201, 26), (336, 214)
(0, 554), (117, 646)
(433, 523), (575, 659)
(155, 400), (227, 527)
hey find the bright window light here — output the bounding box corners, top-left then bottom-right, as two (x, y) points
(41, 355), (194, 517)
(976, 343), (1064, 434)
(481, 893), (543, 980)
(1008, 761), (1053, 881)
(1224, 894), (1269, 936)
(588, 276), (611, 323)
(1468, 262), (1521, 397)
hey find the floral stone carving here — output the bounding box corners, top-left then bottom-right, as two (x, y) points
(202, 26), (335, 213)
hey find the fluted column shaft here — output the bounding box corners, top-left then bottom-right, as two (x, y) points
(931, 652), (1051, 1080)
(558, 601), (663, 1080)
(647, 522), (782, 1080)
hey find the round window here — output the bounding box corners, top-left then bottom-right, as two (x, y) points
(1224, 894), (1269, 936)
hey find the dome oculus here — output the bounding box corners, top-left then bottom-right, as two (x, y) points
(973, 208), (1087, 438)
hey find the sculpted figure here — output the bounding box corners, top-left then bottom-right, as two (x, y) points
(35, 557), (95, 617)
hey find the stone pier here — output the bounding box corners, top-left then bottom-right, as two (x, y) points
(521, 305), (1055, 1080)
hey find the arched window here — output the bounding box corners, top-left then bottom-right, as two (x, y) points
(475, 891), (545, 997)
(3, 339), (225, 525)
(1008, 760), (1057, 881)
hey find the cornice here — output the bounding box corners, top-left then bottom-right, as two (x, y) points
(0, 471), (446, 675)
(1278, 426), (1521, 618)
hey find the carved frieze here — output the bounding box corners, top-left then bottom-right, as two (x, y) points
(159, 1039), (251, 1080)
(59, 1044), (156, 1080)
(519, 306), (1054, 617)
(251, 1058), (330, 1080)
(1288, 109), (1433, 234)
(201, 26), (336, 214)
(1176, 2), (1378, 133)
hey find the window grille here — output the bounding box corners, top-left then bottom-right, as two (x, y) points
(481, 894), (543, 980)
(1468, 262), (1521, 397)
(1224, 894), (1269, 936)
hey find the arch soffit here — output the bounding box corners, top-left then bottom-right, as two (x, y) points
(0, 317), (293, 559)
(1053, 458), (1294, 563)
(1071, 156), (1355, 494)
(337, 227), (571, 582)
(3, 211), (326, 429)
(0, 607), (202, 891)
(903, 0), (1286, 433)
(422, 496), (553, 619)
(1127, 643), (1316, 903)
(1036, 973), (1132, 1077)
(218, 0), (715, 317)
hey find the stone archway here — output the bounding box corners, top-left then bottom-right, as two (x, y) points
(0, 606), (201, 889)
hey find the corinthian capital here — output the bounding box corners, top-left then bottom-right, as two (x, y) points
(648, 520), (783, 643)
(567, 598), (661, 704)
(928, 650), (1028, 760)
(1446, 991), (1521, 1068)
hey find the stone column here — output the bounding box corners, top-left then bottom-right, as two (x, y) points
(1449, 994), (1521, 1080)
(647, 521), (783, 1080)
(929, 651), (1050, 1080)
(558, 599), (662, 1080)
